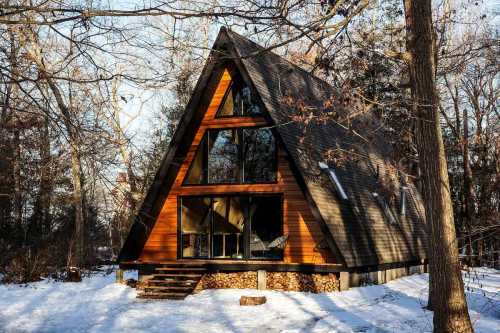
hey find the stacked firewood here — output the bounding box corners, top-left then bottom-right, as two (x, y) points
(199, 272), (257, 289)
(266, 272), (339, 292)
(195, 272), (339, 293)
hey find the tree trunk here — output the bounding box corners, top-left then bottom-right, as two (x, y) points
(0, 29), (18, 229)
(403, 1), (473, 332)
(39, 115), (52, 234)
(462, 107), (475, 265)
(45, 78), (85, 268)
(13, 129), (22, 226)
(69, 140), (85, 267)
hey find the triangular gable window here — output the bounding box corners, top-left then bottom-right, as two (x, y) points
(216, 75), (262, 117)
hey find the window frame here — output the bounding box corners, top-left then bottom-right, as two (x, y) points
(177, 194), (284, 260)
(372, 192), (398, 225)
(399, 186), (409, 216)
(182, 126), (279, 186)
(318, 161), (349, 200)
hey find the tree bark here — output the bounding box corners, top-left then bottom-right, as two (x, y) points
(17, 21), (86, 267)
(48, 80), (85, 267)
(39, 115), (52, 234)
(462, 107), (475, 264)
(403, 1), (473, 332)
(0, 29), (18, 229)
(13, 129), (22, 227)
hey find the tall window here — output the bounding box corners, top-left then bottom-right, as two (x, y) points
(248, 196), (284, 259)
(208, 130), (240, 183)
(212, 197), (245, 258)
(243, 128), (276, 183)
(184, 127), (277, 184)
(216, 77), (261, 117)
(180, 197), (211, 258)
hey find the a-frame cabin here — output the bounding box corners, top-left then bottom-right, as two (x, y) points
(119, 27), (428, 299)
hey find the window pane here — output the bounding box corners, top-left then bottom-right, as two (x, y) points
(249, 196), (283, 259)
(185, 127), (277, 185)
(239, 86), (261, 115)
(216, 78), (261, 117)
(212, 197), (245, 258)
(243, 128), (276, 183)
(208, 130), (240, 183)
(181, 197), (211, 258)
(184, 134), (207, 184)
(217, 83), (236, 116)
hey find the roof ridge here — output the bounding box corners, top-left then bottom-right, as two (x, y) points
(223, 28), (336, 92)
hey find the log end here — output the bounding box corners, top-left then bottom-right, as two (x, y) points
(239, 296), (267, 306)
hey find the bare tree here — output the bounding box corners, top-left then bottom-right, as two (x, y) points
(403, 0), (473, 331)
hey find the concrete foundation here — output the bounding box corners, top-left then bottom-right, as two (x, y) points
(339, 271), (349, 291)
(345, 263), (428, 289)
(115, 269), (124, 284)
(257, 270), (267, 290)
(136, 262), (428, 293)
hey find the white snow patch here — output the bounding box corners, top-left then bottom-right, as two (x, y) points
(0, 268), (498, 332)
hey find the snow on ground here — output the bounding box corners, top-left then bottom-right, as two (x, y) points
(0, 268), (498, 333)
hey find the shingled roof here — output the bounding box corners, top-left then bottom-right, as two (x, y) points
(119, 27), (428, 268)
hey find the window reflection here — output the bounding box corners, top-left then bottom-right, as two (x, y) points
(249, 196), (284, 259)
(180, 195), (284, 260)
(243, 128), (276, 183)
(216, 78), (261, 117)
(212, 197), (245, 259)
(208, 130), (240, 183)
(181, 197), (211, 258)
(184, 128), (277, 185)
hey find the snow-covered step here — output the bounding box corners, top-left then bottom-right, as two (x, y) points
(144, 285), (193, 291)
(137, 264), (206, 300)
(137, 291), (188, 300)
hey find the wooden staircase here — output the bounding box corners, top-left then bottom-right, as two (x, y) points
(138, 263), (206, 300)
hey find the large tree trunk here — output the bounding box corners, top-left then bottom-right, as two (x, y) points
(403, 1), (473, 332)
(49, 81), (85, 268)
(43, 79), (85, 268)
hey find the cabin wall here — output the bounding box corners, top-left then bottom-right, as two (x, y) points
(140, 69), (336, 264)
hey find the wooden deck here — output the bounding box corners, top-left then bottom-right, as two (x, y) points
(120, 259), (346, 273)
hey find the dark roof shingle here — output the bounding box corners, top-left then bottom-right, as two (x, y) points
(226, 29), (428, 267)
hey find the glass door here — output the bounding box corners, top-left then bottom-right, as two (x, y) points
(180, 197), (211, 258)
(179, 195), (283, 260)
(212, 197), (245, 259)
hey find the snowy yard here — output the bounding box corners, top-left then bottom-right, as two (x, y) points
(0, 268), (499, 333)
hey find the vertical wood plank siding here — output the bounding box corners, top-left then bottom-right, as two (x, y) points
(140, 69), (335, 263)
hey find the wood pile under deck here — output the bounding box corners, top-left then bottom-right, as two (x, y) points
(138, 263), (206, 300)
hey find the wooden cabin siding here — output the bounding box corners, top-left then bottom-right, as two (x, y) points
(140, 69), (335, 264)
